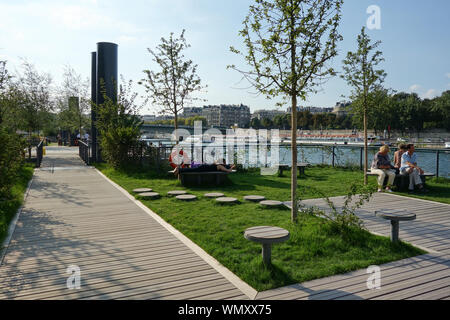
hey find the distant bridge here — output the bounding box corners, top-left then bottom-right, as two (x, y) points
(140, 124), (229, 138)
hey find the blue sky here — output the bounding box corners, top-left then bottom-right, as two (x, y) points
(1, 0), (449, 114)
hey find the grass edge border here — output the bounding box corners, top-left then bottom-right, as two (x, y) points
(0, 171), (35, 265)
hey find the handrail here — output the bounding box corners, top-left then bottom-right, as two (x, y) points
(35, 139), (44, 168)
(78, 140), (90, 165)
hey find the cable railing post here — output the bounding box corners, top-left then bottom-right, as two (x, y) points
(436, 150), (440, 178)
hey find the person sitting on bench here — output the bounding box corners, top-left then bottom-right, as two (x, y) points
(173, 159), (236, 178)
(393, 143), (407, 175)
(370, 145), (396, 193)
(400, 144), (426, 193)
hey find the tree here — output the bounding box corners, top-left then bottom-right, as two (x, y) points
(341, 27), (386, 185)
(261, 117), (274, 128)
(250, 117), (262, 129)
(56, 65), (90, 137)
(230, 0), (343, 222)
(432, 90), (450, 130)
(140, 30), (206, 131)
(95, 78), (144, 168)
(0, 60), (16, 127)
(16, 60), (53, 158)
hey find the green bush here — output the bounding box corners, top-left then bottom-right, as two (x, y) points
(0, 129), (27, 199)
(100, 126), (141, 169)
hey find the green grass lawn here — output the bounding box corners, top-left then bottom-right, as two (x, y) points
(395, 177), (450, 204)
(96, 163), (432, 291)
(0, 164), (34, 246)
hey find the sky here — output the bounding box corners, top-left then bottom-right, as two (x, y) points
(1, 0), (449, 115)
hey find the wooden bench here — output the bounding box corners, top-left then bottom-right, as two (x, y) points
(366, 171), (435, 191)
(179, 171), (236, 186)
(277, 163), (309, 177)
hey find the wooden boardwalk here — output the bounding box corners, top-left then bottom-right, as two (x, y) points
(257, 193), (450, 300)
(0, 147), (248, 300)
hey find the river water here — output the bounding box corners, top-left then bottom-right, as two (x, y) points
(146, 139), (450, 178)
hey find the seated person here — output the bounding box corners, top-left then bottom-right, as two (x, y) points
(400, 144), (425, 193)
(173, 159), (236, 177)
(370, 145), (396, 193)
(393, 144), (407, 175)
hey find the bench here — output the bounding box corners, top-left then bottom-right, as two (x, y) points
(366, 171), (435, 191)
(277, 163), (309, 177)
(179, 171), (236, 186)
(375, 209), (416, 242)
(244, 226), (290, 264)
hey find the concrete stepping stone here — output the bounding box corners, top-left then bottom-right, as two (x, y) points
(176, 194), (197, 201)
(133, 188), (152, 193)
(138, 192), (160, 199)
(260, 200), (283, 208)
(167, 190), (187, 196)
(204, 193), (225, 198)
(216, 197), (238, 204)
(244, 195), (266, 202)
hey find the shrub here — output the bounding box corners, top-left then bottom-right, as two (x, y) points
(299, 182), (375, 231)
(0, 129), (27, 199)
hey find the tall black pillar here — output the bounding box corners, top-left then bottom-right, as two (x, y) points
(91, 51), (97, 162)
(95, 42), (118, 162)
(96, 42), (118, 105)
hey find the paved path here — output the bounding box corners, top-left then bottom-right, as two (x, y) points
(0, 147), (248, 300)
(258, 193), (450, 300)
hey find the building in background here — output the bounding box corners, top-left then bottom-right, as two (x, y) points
(332, 101), (352, 117)
(143, 104), (251, 128)
(203, 104), (251, 128)
(287, 106), (333, 114)
(252, 109), (286, 120)
(182, 107), (203, 118)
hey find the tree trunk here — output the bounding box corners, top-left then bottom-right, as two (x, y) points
(291, 95), (298, 223)
(28, 129), (32, 160)
(364, 107), (368, 185)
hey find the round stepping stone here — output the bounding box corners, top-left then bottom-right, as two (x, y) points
(133, 188), (152, 193)
(176, 194), (197, 201)
(167, 190), (187, 196)
(204, 193), (225, 198)
(244, 195), (266, 202)
(216, 197), (238, 204)
(260, 200), (283, 208)
(138, 192), (160, 199)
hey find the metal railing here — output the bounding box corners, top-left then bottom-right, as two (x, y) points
(78, 140), (90, 165)
(83, 140), (450, 179)
(35, 140), (44, 168)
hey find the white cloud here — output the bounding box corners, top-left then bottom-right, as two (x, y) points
(423, 89), (438, 99)
(409, 84), (421, 92)
(446, 73), (450, 79)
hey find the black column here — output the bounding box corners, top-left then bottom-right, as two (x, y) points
(96, 42), (118, 105)
(95, 42), (118, 162)
(91, 51), (97, 162)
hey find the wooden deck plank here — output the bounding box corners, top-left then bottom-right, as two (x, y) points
(406, 285), (450, 300)
(85, 274), (229, 300)
(256, 254), (448, 300)
(371, 277), (450, 300)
